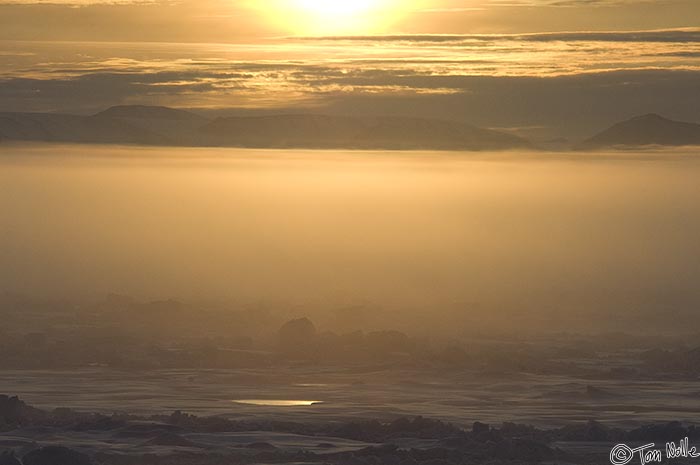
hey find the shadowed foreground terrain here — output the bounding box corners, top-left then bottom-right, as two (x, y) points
(4, 295), (700, 464)
(2, 394), (700, 465)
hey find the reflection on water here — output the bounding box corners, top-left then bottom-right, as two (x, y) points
(233, 399), (324, 406)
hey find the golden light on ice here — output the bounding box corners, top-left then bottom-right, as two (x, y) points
(233, 399), (324, 407)
(248, 0), (411, 35)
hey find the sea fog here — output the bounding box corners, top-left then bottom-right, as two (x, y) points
(2, 144), (700, 336)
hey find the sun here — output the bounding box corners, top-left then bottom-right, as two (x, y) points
(249, 0), (410, 35)
(289, 0), (383, 34)
(292, 0), (377, 18)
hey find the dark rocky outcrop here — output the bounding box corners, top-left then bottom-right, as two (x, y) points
(0, 451), (21, 465)
(22, 447), (92, 465)
(277, 317), (318, 356)
(0, 396), (45, 431)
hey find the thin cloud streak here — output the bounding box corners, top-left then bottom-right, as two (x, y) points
(0, 0), (664, 4)
(302, 28), (700, 43)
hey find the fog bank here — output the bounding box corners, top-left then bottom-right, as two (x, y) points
(2, 144), (700, 334)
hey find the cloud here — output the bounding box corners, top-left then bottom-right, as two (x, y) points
(0, 0), (162, 3)
(305, 28), (700, 43)
(0, 1), (271, 42)
(0, 0), (667, 4)
(446, 0), (668, 6)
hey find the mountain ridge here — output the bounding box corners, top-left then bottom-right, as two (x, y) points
(95, 105), (208, 122)
(0, 111), (169, 145)
(4, 106), (700, 151)
(0, 106), (529, 151)
(201, 113), (529, 151)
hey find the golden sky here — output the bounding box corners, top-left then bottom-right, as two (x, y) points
(1, 0), (699, 40)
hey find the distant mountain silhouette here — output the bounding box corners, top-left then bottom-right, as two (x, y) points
(201, 114), (529, 151)
(95, 105), (209, 146)
(578, 114), (700, 149)
(0, 111), (169, 145)
(0, 106), (529, 151)
(96, 105), (205, 122)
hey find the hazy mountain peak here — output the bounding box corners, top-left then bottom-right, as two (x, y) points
(631, 113), (667, 122)
(95, 105), (206, 122)
(578, 113), (700, 149)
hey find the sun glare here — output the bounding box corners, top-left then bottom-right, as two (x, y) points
(249, 0), (410, 35)
(294, 0), (377, 17)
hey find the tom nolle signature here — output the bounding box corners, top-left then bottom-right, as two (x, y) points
(610, 438), (700, 465)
